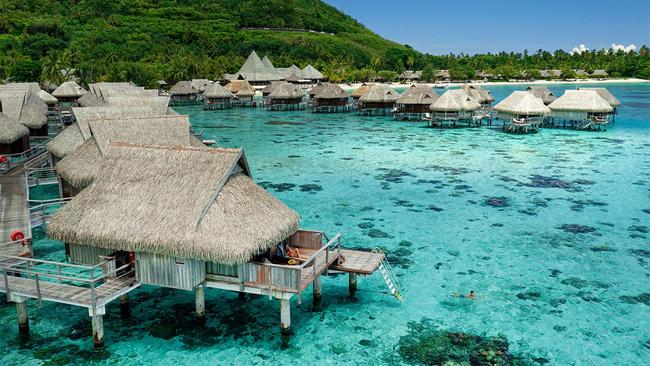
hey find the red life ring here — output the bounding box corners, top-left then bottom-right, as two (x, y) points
(10, 230), (25, 242)
(0, 155), (7, 163)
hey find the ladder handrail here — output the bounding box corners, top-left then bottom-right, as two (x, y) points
(372, 247), (404, 301)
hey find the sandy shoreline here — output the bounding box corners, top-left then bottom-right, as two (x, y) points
(338, 78), (649, 91)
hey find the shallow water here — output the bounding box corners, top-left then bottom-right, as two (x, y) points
(2, 83), (649, 365)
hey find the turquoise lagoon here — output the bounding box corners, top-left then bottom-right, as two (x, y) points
(1, 83), (649, 365)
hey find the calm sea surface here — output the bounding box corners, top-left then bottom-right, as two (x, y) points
(2, 82), (649, 365)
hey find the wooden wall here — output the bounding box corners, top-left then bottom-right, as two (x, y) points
(136, 252), (205, 291)
(66, 243), (114, 266)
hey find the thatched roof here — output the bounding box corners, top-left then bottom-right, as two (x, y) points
(525, 86), (556, 105)
(48, 144), (300, 264)
(278, 65), (304, 79)
(261, 81), (282, 95)
(591, 70), (608, 77)
(47, 123), (84, 159)
(261, 56), (276, 72)
(285, 73), (301, 83)
(462, 84), (494, 103)
(37, 90), (58, 104)
(204, 83), (234, 99)
(191, 79), (214, 92)
(268, 82), (304, 99)
(494, 91), (550, 116)
(302, 65), (323, 80)
(169, 81), (198, 96)
(314, 83), (348, 99)
(397, 85), (439, 105)
(577, 88), (620, 107)
(56, 115), (192, 189)
(52, 81), (87, 98)
(237, 51), (282, 82)
(430, 89), (480, 112)
(308, 82), (330, 96)
(359, 84), (400, 103)
(77, 92), (107, 107)
(225, 80), (256, 97)
(399, 70), (422, 80)
(105, 96), (171, 115)
(351, 83), (374, 98)
(548, 90), (613, 113)
(72, 105), (162, 140)
(0, 92), (48, 129)
(0, 112), (29, 144)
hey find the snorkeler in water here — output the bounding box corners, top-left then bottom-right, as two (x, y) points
(451, 290), (476, 300)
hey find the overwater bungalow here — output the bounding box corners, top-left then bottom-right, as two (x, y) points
(312, 83), (350, 113)
(302, 65), (324, 82)
(462, 84), (495, 107)
(224, 80), (256, 106)
(51, 81), (87, 107)
(236, 51), (282, 86)
(267, 82), (305, 111)
(577, 87), (621, 114)
(0, 112), (30, 155)
(55, 115), (193, 197)
(525, 86), (556, 105)
(357, 84), (400, 116)
(394, 85), (439, 120)
(203, 83), (234, 110)
(548, 90), (613, 130)
(351, 83), (374, 101)
(429, 89), (481, 127)
(169, 81), (200, 106)
(261, 81), (283, 100)
(37, 90), (58, 112)
(494, 91), (550, 133)
(41, 142), (388, 347)
(308, 82), (331, 99)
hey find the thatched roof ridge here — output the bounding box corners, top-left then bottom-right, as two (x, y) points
(351, 83), (374, 98)
(105, 96), (170, 114)
(37, 90), (58, 104)
(397, 85), (439, 105)
(548, 90), (613, 113)
(525, 86), (556, 105)
(72, 105), (161, 140)
(268, 82), (304, 99)
(0, 112), (29, 144)
(52, 81), (87, 98)
(278, 65), (304, 79)
(462, 84), (494, 103)
(0, 82), (41, 96)
(430, 89), (480, 112)
(77, 92), (107, 107)
(204, 83), (234, 99)
(238, 51), (282, 82)
(577, 88), (620, 107)
(191, 79), (214, 92)
(308, 82), (330, 96)
(169, 81), (198, 96)
(47, 123), (84, 159)
(302, 65), (323, 80)
(494, 91), (550, 116)
(225, 80), (256, 97)
(261, 81), (282, 94)
(359, 84), (400, 103)
(18, 97), (48, 128)
(261, 56), (276, 72)
(314, 83), (347, 99)
(48, 144), (300, 264)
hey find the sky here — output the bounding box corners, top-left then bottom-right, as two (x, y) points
(324, 0), (650, 55)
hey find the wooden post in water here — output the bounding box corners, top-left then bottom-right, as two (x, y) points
(349, 273), (357, 298)
(238, 292), (246, 301)
(15, 296), (29, 335)
(280, 299), (291, 347)
(312, 276), (322, 311)
(195, 285), (205, 325)
(119, 294), (130, 319)
(89, 307), (105, 348)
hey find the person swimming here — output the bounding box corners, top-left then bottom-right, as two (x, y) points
(451, 290), (476, 300)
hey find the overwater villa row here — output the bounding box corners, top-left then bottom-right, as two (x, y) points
(0, 81), (398, 349)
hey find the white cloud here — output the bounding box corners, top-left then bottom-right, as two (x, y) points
(571, 44), (589, 55)
(608, 43), (636, 53)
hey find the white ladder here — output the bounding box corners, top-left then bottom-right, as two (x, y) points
(373, 248), (404, 301)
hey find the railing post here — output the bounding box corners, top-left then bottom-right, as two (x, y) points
(34, 273), (42, 304)
(90, 267), (96, 313)
(3, 268), (11, 299)
(57, 265), (62, 284)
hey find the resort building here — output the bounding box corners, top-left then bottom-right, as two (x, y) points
(462, 84), (495, 107)
(267, 82), (305, 111)
(525, 86), (557, 105)
(169, 81), (200, 105)
(436, 70), (451, 82)
(577, 87), (621, 114)
(548, 89), (613, 130)
(0, 111), (30, 154)
(224, 80), (256, 106)
(494, 91), (550, 133)
(311, 83), (350, 113)
(429, 89), (481, 127)
(190, 79), (214, 94)
(203, 83), (234, 110)
(539, 69), (562, 79)
(51, 81), (87, 107)
(37, 90), (58, 112)
(394, 84), (438, 120)
(234, 51), (282, 86)
(591, 69), (609, 78)
(357, 84), (400, 116)
(277, 65), (304, 79)
(351, 83), (374, 101)
(398, 70), (422, 82)
(301, 65), (324, 82)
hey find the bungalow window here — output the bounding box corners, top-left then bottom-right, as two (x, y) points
(175, 260), (185, 266)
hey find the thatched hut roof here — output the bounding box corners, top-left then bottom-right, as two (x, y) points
(72, 105), (161, 140)
(261, 56), (276, 71)
(56, 115), (192, 189)
(359, 84), (400, 103)
(462, 84), (494, 104)
(494, 91), (550, 116)
(237, 51), (282, 82)
(48, 144), (300, 264)
(77, 92), (107, 107)
(0, 92), (48, 129)
(169, 81), (198, 96)
(430, 89), (480, 112)
(577, 88), (620, 107)
(0, 82), (41, 95)
(351, 83), (374, 98)
(37, 90), (58, 104)
(525, 86), (556, 105)
(47, 123), (84, 159)
(203, 83), (234, 99)
(308, 82), (330, 96)
(105, 96), (171, 114)
(278, 65), (304, 79)
(0, 112), (29, 144)
(314, 83), (348, 100)
(591, 70), (608, 77)
(285, 73), (301, 83)
(268, 82), (304, 100)
(52, 81), (87, 98)
(302, 65), (324, 80)
(548, 90), (613, 113)
(397, 85), (439, 105)
(225, 80), (256, 97)
(261, 81), (282, 95)
(191, 79), (214, 92)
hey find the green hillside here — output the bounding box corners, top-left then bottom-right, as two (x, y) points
(0, 0), (422, 86)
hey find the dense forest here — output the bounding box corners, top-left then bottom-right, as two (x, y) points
(0, 0), (648, 86)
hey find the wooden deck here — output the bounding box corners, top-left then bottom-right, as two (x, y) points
(298, 247), (342, 291)
(330, 249), (384, 275)
(0, 167), (29, 254)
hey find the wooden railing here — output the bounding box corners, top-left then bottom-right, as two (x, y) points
(28, 198), (71, 228)
(0, 137), (50, 174)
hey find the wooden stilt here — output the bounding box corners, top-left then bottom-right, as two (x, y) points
(280, 299), (291, 348)
(312, 276), (322, 311)
(119, 294), (130, 319)
(91, 314), (104, 348)
(195, 285), (205, 325)
(349, 273), (357, 298)
(238, 292), (246, 301)
(16, 299), (29, 334)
